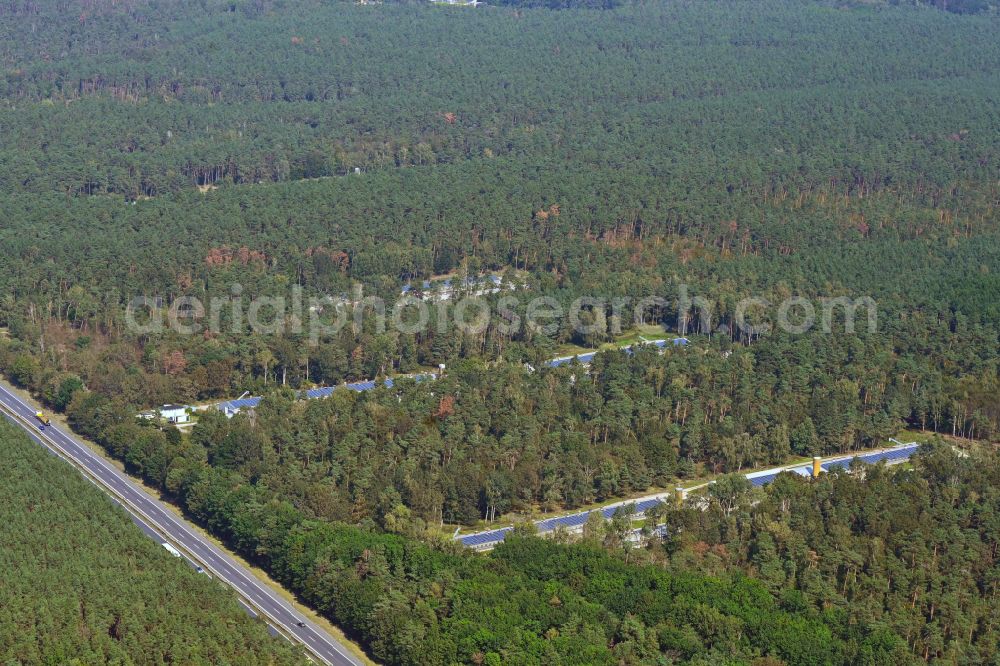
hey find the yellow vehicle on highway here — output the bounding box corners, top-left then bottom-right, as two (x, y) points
(35, 411), (50, 428)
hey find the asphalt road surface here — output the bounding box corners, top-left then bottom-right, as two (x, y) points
(0, 381), (362, 666)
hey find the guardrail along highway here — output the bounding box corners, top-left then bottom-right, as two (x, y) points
(0, 381), (363, 666)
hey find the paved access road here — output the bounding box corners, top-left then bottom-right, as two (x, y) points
(0, 381), (362, 666)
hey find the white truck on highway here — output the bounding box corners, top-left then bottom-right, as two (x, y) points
(161, 542), (182, 558)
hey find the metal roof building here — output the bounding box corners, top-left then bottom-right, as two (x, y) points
(457, 442), (920, 550)
(546, 337), (688, 369)
(216, 374), (434, 415)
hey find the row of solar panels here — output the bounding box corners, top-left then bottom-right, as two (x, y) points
(217, 338), (689, 413)
(546, 337), (689, 368)
(458, 495), (672, 548)
(457, 443), (920, 549)
(744, 443), (921, 487)
(745, 461), (814, 487)
(217, 374), (434, 412)
(822, 445), (917, 472)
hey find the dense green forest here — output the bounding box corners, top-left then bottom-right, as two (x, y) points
(0, 0), (998, 664)
(0, 417), (305, 665)
(0, 0), (997, 438)
(36, 327), (996, 528)
(10, 406), (995, 664)
(645, 444), (1000, 664)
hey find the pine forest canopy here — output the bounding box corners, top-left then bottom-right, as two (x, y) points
(0, 417), (307, 664)
(0, 1), (998, 664)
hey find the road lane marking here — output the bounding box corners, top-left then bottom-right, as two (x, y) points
(0, 385), (360, 666)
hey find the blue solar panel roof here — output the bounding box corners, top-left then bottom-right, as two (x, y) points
(216, 373), (434, 413)
(458, 527), (513, 547)
(821, 444), (919, 472)
(749, 472), (778, 487)
(218, 397), (262, 411)
(454, 444), (919, 549)
(635, 498), (662, 513)
(546, 339), (687, 369)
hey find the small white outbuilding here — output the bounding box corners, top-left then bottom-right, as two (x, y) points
(159, 404), (191, 424)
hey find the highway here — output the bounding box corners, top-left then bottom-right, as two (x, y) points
(0, 381), (363, 666)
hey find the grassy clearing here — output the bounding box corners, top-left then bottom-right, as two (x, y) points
(553, 324), (670, 357)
